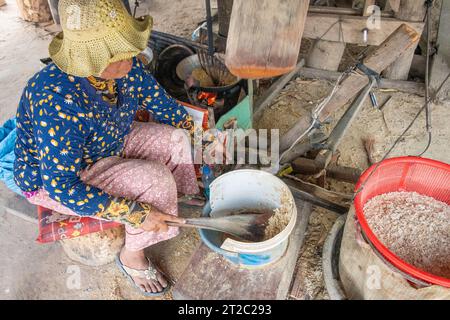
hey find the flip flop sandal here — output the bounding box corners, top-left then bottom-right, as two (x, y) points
(115, 255), (170, 297)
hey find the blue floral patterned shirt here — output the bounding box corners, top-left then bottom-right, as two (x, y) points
(14, 58), (191, 218)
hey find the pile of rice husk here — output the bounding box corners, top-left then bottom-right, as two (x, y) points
(364, 191), (450, 279)
(264, 190), (294, 240)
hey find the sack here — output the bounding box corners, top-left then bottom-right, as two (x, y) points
(36, 206), (121, 243)
(0, 118), (22, 195)
(339, 207), (450, 300)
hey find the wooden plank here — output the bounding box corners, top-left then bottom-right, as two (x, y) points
(280, 24), (420, 154)
(291, 157), (362, 183)
(172, 200), (312, 300)
(303, 13), (423, 46)
(284, 179), (349, 215)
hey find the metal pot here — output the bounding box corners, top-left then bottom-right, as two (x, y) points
(176, 54), (241, 92)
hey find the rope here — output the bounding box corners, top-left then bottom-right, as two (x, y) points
(280, 4), (438, 175)
(418, 0), (434, 156)
(133, 0), (140, 18)
(354, 71), (450, 198)
(280, 16), (372, 162)
(279, 66), (354, 162)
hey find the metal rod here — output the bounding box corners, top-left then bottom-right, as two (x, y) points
(205, 0), (215, 56)
(248, 79), (254, 127)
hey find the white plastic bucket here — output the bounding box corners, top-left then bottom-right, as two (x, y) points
(199, 169), (297, 267)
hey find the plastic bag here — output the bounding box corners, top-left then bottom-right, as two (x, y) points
(0, 118), (22, 195)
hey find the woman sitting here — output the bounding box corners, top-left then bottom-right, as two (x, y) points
(14, 0), (201, 296)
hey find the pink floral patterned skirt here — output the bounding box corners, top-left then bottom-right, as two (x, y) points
(27, 122), (200, 251)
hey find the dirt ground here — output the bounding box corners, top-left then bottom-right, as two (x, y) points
(0, 0), (449, 300)
(257, 77), (450, 299)
(0, 206), (201, 300)
(0, 0), (209, 124)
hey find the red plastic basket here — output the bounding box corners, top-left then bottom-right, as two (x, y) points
(354, 156), (450, 288)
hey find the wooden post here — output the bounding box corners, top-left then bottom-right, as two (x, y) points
(280, 24), (420, 156)
(216, 0), (234, 51)
(306, 40), (346, 71)
(430, 0), (450, 100)
(218, 0), (234, 37)
(383, 0), (427, 80)
(363, 0), (377, 16)
(385, 0), (401, 13)
(306, 0), (378, 72)
(47, 0), (60, 25)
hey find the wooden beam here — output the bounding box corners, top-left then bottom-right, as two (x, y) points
(291, 157), (362, 183)
(383, 0), (427, 80)
(280, 24), (420, 154)
(303, 13), (423, 46)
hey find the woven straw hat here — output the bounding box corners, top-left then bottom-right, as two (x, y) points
(49, 0), (152, 77)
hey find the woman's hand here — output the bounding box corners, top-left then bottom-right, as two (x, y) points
(140, 208), (185, 233)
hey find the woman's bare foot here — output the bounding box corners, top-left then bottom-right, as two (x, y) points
(119, 247), (168, 294)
